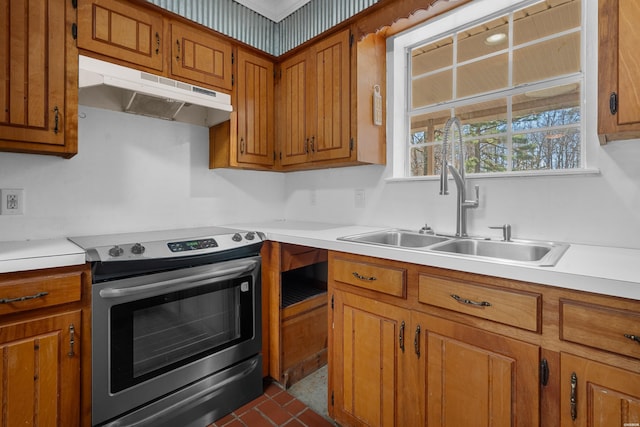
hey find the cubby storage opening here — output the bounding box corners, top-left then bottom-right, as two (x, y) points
(281, 261), (328, 308)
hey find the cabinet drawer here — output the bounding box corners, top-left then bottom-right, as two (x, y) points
(333, 258), (406, 297)
(560, 299), (640, 360)
(281, 244), (327, 272)
(0, 272), (82, 315)
(418, 274), (541, 332)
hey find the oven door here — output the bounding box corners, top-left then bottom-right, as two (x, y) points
(92, 256), (261, 426)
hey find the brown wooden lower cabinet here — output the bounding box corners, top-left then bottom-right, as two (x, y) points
(331, 287), (539, 427)
(262, 241), (329, 387)
(560, 353), (640, 427)
(332, 290), (407, 427)
(0, 310), (82, 427)
(328, 250), (640, 427)
(0, 264), (91, 427)
(413, 312), (540, 427)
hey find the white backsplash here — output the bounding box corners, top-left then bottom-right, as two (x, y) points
(0, 106), (285, 241)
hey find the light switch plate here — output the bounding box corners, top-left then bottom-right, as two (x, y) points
(0, 189), (25, 215)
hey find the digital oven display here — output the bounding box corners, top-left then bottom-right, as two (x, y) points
(167, 238), (218, 252)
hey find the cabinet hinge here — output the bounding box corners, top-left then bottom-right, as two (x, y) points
(540, 358), (549, 386)
(331, 294), (334, 309)
(350, 32), (354, 48)
(279, 152), (282, 160)
(331, 391), (334, 406)
(71, 23), (78, 40)
(231, 52), (234, 65)
(71, 0), (77, 8)
(349, 138), (354, 151)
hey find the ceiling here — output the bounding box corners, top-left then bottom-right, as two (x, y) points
(234, 0), (312, 22)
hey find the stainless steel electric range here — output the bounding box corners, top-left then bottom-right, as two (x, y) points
(69, 227), (264, 427)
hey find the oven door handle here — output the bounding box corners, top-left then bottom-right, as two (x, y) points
(98, 259), (258, 299)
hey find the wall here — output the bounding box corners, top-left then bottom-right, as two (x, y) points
(283, 0), (640, 250)
(0, 106), (285, 241)
(148, 0), (379, 56)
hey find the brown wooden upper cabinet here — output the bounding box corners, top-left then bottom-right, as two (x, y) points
(598, 0), (640, 143)
(235, 49), (275, 166)
(210, 48), (275, 169)
(78, 0), (232, 93)
(169, 22), (233, 91)
(278, 30), (351, 167)
(0, 0), (78, 158)
(77, 0), (164, 72)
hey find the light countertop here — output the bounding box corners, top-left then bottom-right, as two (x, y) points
(0, 239), (86, 274)
(2, 221), (639, 302)
(230, 220), (640, 301)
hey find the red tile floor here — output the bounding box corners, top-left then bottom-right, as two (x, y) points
(207, 381), (335, 427)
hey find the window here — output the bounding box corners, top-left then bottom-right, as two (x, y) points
(389, 0), (584, 178)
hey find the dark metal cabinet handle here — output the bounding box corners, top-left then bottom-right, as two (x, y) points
(0, 291), (48, 304)
(610, 92), (618, 115)
(352, 272), (376, 281)
(570, 372), (577, 421)
(68, 324), (76, 357)
(414, 325), (421, 358)
(450, 293), (491, 307)
(399, 321), (405, 353)
(53, 106), (60, 134)
(624, 334), (640, 345)
(176, 40), (181, 62)
(155, 32), (160, 54)
(240, 138), (245, 154)
(305, 138), (309, 153)
(310, 136), (315, 153)
(540, 358), (549, 386)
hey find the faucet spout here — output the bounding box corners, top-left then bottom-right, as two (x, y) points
(439, 117), (479, 237)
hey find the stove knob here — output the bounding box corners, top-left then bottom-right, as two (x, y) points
(109, 245), (124, 257)
(232, 233), (243, 242)
(131, 243), (146, 255)
(245, 232), (256, 240)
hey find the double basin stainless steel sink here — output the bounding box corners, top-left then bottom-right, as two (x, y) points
(337, 229), (569, 267)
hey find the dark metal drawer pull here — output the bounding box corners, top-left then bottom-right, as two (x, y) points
(624, 334), (640, 344)
(399, 321), (405, 352)
(414, 325), (421, 358)
(0, 291), (49, 304)
(352, 272), (376, 281)
(450, 294), (491, 307)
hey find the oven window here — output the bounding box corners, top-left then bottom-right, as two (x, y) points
(110, 276), (254, 393)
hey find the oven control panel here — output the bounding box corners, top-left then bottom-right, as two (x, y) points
(167, 238), (218, 252)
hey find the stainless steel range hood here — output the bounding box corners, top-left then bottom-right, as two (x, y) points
(78, 55), (232, 126)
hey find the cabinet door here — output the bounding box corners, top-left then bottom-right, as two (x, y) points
(310, 29), (351, 162)
(236, 49), (275, 166)
(0, 0), (77, 156)
(0, 310), (82, 427)
(332, 290), (409, 427)
(279, 51), (312, 166)
(170, 22), (232, 91)
(598, 0), (640, 142)
(77, 0), (163, 71)
(413, 313), (540, 427)
(560, 353), (640, 427)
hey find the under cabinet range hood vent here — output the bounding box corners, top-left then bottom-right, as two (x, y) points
(78, 55), (232, 126)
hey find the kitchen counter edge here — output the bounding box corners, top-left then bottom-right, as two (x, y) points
(230, 221), (640, 301)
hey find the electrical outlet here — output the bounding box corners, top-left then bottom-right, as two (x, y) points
(354, 189), (365, 208)
(0, 189), (24, 215)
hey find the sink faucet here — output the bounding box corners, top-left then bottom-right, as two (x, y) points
(439, 117), (479, 237)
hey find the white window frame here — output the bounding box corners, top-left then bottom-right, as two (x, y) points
(387, 0), (592, 180)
